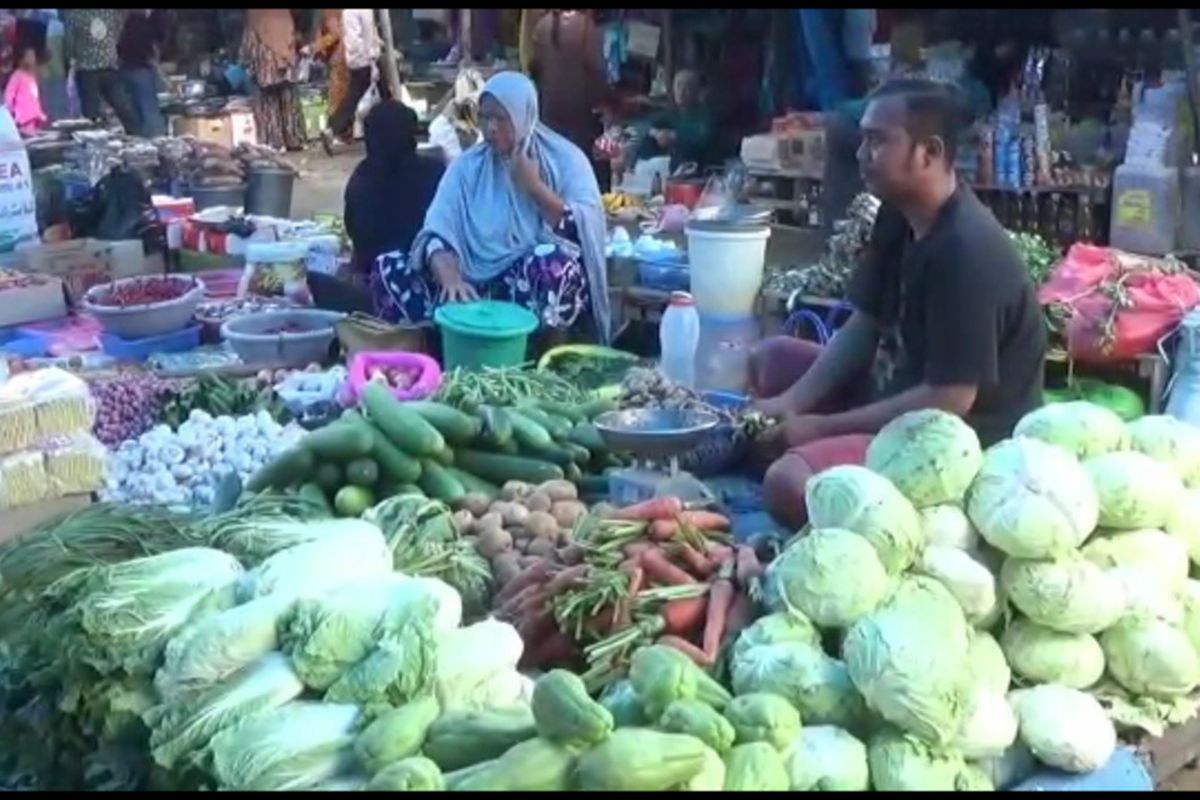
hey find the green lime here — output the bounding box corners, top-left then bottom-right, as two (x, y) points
(334, 485), (376, 517)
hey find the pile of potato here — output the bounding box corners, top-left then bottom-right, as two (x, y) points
(451, 480), (593, 585)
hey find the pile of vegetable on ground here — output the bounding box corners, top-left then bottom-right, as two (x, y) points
(9, 339), (1200, 791)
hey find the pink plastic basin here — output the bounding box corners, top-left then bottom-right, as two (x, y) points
(344, 350), (442, 404)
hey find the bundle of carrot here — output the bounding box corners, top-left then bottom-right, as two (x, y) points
(490, 495), (765, 684)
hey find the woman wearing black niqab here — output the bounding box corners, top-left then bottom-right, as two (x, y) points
(341, 100), (445, 319)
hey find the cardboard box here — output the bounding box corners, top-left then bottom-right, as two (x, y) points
(0, 493), (91, 545)
(0, 271), (66, 327)
(171, 111), (258, 149)
(15, 238), (159, 304)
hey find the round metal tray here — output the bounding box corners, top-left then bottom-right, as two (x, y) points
(593, 408), (721, 461)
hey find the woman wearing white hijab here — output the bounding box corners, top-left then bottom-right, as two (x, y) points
(377, 71), (610, 340)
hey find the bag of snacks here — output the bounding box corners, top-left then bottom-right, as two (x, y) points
(43, 433), (107, 496)
(239, 240), (313, 306)
(0, 449), (48, 509)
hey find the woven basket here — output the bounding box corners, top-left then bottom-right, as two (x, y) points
(335, 313), (430, 359)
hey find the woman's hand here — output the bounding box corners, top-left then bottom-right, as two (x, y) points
(430, 250), (478, 303)
(511, 146), (542, 195)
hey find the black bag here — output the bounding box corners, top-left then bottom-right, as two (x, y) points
(67, 167), (165, 254)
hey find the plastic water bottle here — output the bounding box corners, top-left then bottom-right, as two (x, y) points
(660, 291), (700, 389)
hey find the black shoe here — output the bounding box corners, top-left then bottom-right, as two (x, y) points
(320, 130), (335, 157)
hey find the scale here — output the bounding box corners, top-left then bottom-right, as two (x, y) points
(593, 408), (720, 505)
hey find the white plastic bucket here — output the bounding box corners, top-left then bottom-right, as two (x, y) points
(685, 224), (771, 318)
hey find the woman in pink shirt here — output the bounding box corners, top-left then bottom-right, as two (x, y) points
(5, 46), (47, 136)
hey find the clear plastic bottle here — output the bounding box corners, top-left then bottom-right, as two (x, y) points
(660, 291), (700, 389)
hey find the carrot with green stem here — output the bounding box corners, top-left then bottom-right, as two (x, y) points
(609, 496), (684, 522)
(702, 574), (736, 658)
(640, 547), (698, 587)
(673, 542), (717, 579)
(657, 634), (714, 667)
(647, 511), (732, 541)
(735, 544), (764, 587)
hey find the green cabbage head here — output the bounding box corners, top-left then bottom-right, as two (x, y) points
(1165, 489), (1200, 567)
(867, 727), (967, 791)
(920, 504), (980, 552)
(1009, 685), (1115, 773)
(1100, 617), (1200, 699)
(953, 684), (1018, 760)
(804, 465), (923, 572)
(1085, 451), (1185, 531)
(730, 642), (868, 731)
(843, 577), (972, 744)
(1013, 401), (1128, 460)
(1183, 581), (1200, 655)
(732, 612), (821, 662)
(769, 528), (890, 628)
(999, 617), (1104, 689)
(866, 409), (983, 508)
(966, 438), (1099, 559)
(783, 726), (870, 791)
(1081, 528), (1189, 593)
(999, 556), (1125, 634)
(966, 631), (1011, 696)
(1126, 414), (1200, 488)
(915, 545), (997, 626)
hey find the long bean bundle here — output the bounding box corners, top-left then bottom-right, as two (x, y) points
(435, 366), (588, 410)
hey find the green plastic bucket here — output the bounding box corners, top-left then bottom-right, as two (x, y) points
(434, 300), (539, 370)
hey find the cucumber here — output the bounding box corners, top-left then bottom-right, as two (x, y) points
(431, 446), (455, 467)
(407, 401), (483, 445)
(297, 482), (333, 513)
(446, 467), (500, 499)
(362, 383), (445, 457)
(302, 423), (375, 462)
(519, 441), (575, 469)
(395, 483), (425, 497)
(313, 462), (344, 493)
(581, 398), (619, 420)
(340, 408), (362, 422)
(564, 462), (584, 484)
(476, 405), (514, 448)
(516, 406), (571, 439)
(508, 409), (554, 450)
(534, 400), (585, 424)
(345, 458), (380, 487)
(245, 447), (314, 492)
(419, 459), (467, 504)
(495, 439), (520, 455)
(560, 441), (592, 466)
(568, 422), (607, 454)
(343, 415), (423, 484)
(453, 450), (565, 486)
(578, 474), (610, 496)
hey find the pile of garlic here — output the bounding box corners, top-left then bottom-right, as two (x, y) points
(102, 409), (306, 508)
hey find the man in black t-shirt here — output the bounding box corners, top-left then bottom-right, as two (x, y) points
(749, 78), (1046, 529)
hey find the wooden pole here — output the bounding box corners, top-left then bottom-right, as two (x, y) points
(377, 9), (403, 100)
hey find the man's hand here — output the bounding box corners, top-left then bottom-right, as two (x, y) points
(430, 251), (478, 304)
(753, 395), (791, 420)
(763, 414), (829, 449)
(511, 146), (542, 195)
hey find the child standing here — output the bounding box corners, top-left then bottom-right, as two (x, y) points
(5, 46), (46, 136)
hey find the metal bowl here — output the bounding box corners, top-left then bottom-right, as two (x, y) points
(593, 408), (721, 461)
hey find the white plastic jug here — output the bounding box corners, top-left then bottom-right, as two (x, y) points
(685, 222), (771, 318)
(660, 291), (700, 390)
(0, 107), (38, 253)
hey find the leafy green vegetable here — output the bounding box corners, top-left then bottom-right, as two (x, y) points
(866, 409), (983, 508)
(769, 528), (890, 627)
(803, 465), (923, 573)
(1009, 685), (1115, 773)
(1000, 617), (1104, 689)
(208, 701), (362, 791)
(783, 725), (870, 791)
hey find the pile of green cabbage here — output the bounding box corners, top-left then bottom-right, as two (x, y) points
(756, 406), (1200, 790)
(0, 502), (529, 792)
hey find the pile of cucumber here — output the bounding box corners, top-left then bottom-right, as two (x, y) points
(246, 383), (620, 516)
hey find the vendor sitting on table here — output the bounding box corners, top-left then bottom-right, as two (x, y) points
(632, 69), (715, 172)
(376, 71), (611, 341)
(751, 78), (1047, 530)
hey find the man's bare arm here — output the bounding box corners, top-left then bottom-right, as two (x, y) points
(816, 382), (978, 438)
(763, 311), (880, 415)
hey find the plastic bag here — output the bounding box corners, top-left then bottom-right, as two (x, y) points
(239, 240), (314, 306)
(1038, 243), (1200, 362)
(67, 167), (163, 254)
